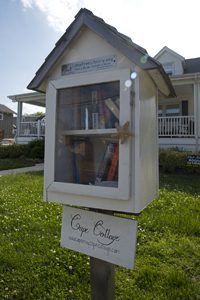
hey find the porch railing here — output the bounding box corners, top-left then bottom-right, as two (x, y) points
(19, 121), (45, 137)
(19, 117), (195, 138)
(158, 116), (194, 137)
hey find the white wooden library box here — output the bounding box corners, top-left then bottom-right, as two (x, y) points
(27, 9), (175, 214)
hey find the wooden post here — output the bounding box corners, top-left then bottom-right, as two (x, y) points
(90, 257), (115, 300)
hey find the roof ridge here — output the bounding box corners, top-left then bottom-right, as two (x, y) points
(185, 57), (200, 61)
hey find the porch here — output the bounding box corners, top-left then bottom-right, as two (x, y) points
(14, 120), (45, 144)
(158, 116), (195, 137)
(8, 92), (46, 144)
(20, 120), (45, 137)
(158, 116), (199, 151)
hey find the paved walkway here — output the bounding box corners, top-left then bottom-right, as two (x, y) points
(0, 163), (44, 177)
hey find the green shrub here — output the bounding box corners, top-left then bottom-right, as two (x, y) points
(28, 138), (45, 159)
(0, 144), (29, 159)
(0, 138), (44, 160)
(0, 146), (9, 158)
(159, 148), (200, 174)
(162, 156), (176, 173)
(30, 146), (44, 159)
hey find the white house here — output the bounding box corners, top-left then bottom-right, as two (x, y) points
(155, 46), (200, 151)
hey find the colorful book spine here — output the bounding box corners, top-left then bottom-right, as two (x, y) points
(92, 91), (99, 129)
(107, 144), (119, 181)
(95, 143), (115, 184)
(74, 141), (94, 184)
(98, 91), (105, 129)
(101, 88), (112, 128)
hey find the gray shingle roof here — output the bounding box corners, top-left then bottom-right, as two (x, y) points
(184, 58), (200, 74)
(27, 8), (176, 98)
(0, 104), (17, 115)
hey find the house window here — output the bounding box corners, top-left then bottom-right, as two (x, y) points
(166, 104), (180, 117)
(163, 64), (173, 76)
(158, 105), (162, 117)
(0, 113), (3, 120)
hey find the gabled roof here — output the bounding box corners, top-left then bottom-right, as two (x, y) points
(0, 104), (17, 115)
(154, 46), (185, 61)
(27, 8), (176, 98)
(184, 58), (200, 74)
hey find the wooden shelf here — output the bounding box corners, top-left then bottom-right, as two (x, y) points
(62, 128), (117, 137)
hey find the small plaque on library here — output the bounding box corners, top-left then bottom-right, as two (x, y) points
(61, 55), (117, 76)
(61, 206), (138, 270)
(187, 155), (200, 168)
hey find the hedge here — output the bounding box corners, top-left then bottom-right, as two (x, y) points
(0, 140), (199, 174)
(0, 138), (45, 159)
(159, 148), (200, 174)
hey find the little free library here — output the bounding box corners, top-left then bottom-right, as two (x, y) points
(27, 8), (175, 273)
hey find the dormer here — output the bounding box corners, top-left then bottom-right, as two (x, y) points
(154, 46), (186, 76)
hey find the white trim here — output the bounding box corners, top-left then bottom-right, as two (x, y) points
(170, 73), (200, 86)
(148, 69), (170, 96)
(44, 68), (132, 203)
(0, 113), (3, 120)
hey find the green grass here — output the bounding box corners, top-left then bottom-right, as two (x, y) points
(0, 172), (199, 299)
(0, 159), (35, 171)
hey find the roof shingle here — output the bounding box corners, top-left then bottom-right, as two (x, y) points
(184, 58), (200, 74)
(0, 104), (17, 115)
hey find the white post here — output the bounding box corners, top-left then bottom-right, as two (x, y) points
(194, 78), (199, 151)
(17, 101), (23, 141)
(37, 120), (41, 138)
(197, 83), (200, 151)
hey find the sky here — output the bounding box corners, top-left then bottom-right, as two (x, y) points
(1, 0), (200, 115)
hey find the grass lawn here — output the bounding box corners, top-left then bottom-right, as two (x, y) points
(0, 159), (36, 171)
(0, 172), (199, 299)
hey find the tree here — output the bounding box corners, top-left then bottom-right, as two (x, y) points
(23, 112), (45, 116)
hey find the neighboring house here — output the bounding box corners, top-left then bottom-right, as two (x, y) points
(8, 92), (45, 144)
(155, 46), (200, 151)
(0, 104), (17, 139)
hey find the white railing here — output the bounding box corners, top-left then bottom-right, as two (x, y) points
(19, 117), (194, 138)
(158, 116), (194, 137)
(20, 120), (45, 137)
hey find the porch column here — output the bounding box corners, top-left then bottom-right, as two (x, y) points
(194, 77), (199, 151)
(17, 101), (23, 139)
(37, 120), (41, 138)
(197, 82), (200, 151)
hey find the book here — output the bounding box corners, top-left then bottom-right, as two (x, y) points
(80, 89), (87, 130)
(98, 91), (105, 129)
(95, 143), (115, 184)
(101, 88), (112, 128)
(105, 98), (119, 120)
(74, 141), (95, 184)
(107, 144), (119, 181)
(115, 97), (120, 108)
(71, 89), (81, 130)
(101, 89), (112, 128)
(92, 91), (99, 129)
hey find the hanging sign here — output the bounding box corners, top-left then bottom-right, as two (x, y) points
(61, 55), (117, 76)
(61, 206), (138, 270)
